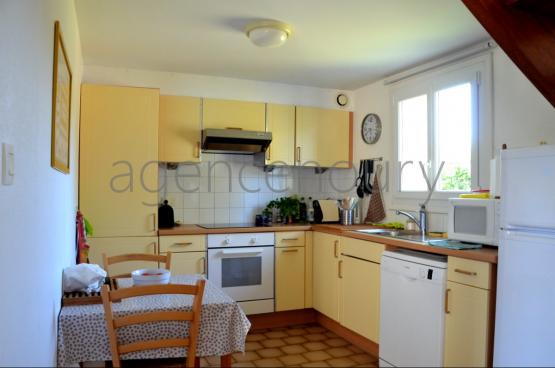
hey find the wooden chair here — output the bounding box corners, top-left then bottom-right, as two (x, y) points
(101, 280), (206, 368)
(102, 252), (172, 287)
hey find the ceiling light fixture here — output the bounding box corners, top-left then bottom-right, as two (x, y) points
(245, 20), (292, 48)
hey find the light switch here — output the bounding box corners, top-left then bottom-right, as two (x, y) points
(2, 143), (14, 185)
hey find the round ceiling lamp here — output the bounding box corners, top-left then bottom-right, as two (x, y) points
(245, 20), (292, 48)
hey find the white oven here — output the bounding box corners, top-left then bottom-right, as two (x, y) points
(207, 232), (274, 314)
(448, 198), (500, 246)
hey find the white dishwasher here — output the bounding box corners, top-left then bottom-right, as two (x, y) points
(379, 250), (447, 367)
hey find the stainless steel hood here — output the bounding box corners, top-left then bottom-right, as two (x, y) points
(201, 129), (272, 154)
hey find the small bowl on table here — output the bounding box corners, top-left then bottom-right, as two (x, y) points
(131, 268), (171, 286)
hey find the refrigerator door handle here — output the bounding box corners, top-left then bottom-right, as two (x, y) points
(505, 225), (555, 237)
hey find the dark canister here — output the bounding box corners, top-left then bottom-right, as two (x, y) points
(158, 200), (175, 228)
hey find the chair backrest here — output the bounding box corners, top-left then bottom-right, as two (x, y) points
(102, 252), (172, 280)
(100, 279), (206, 368)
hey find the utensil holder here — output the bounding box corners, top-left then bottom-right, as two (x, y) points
(340, 209), (354, 225)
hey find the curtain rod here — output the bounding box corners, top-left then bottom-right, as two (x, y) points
(383, 39), (496, 86)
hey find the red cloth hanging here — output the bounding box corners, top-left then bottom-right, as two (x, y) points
(76, 211), (90, 264)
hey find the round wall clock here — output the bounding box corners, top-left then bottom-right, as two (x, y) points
(361, 113), (382, 144)
(336, 93), (349, 107)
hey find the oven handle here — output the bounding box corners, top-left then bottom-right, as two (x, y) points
(220, 248), (264, 256)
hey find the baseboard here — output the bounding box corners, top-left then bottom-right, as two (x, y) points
(316, 312), (379, 357)
(247, 308), (317, 330)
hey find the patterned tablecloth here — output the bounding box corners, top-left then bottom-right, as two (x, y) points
(57, 275), (251, 366)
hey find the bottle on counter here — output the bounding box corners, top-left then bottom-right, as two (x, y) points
(299, 197), (307, 223)
(307, 197), (314, 223)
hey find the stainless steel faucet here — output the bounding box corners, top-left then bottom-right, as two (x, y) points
(395, 205), (428, 238)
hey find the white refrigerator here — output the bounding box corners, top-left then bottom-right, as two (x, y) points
(494, 145), (555, 367)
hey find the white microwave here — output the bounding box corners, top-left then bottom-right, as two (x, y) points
(447, 198), (500, 246)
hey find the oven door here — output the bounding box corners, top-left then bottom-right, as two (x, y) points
(207, 246), (274, 301)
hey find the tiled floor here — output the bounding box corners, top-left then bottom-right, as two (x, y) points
(87, 323), (378, 367)
(203, 323), (378, 367)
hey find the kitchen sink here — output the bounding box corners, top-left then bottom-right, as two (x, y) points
(355, 228), (440, 243)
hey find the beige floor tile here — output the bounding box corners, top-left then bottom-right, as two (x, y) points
(245, 341), (263, 352)
(326, 357), (357, 367)
(260, 338), (286, 348)
(232, 362), (256, 368)
(257, 348), (283, 359)
(325, 331), (339, 339)
(246, 333), (266, 342)
(253, 358), (285, 367)
(303, 342), (328, 351)
(284, 336), (308, 345)
(327, 347), (353, 358)
(279, 354), (309, 366)
(280, 344), (308, 355)
(306, 326), (326, 334)
(204, 356), (222, 366)
(350, 354), (376, 365)
(305, 333), (327, 342)
(286, 328), (307, 336)
(303, 350), (332, 362)
(302, 362), (330, 367)
(324, 338), (349, 348)
(265, 331), (289, 339)
(233, 351), (261, 363)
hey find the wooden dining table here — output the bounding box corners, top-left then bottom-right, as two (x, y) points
(57, 274), (250, 366)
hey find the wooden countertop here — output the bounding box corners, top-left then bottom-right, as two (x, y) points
(159, 223), (498, 264)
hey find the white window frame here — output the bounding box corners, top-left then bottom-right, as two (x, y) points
(391, 53), (493, 203)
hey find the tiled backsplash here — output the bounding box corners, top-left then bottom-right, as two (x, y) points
(159, 153), (357, 224)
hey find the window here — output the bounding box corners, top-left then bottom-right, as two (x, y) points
(393, 55), (491, 197)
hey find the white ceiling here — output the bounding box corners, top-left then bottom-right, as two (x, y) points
(74, 0), (489, 90)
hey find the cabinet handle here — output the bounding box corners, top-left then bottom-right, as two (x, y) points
(173, 242), (193, 246)
(445, 288), (451, 314)
(195, 141), (200, 158)
(338, 260), (343, 279)
(225, 127), (243, 130)
(296, 147), (301, 163)
(266, 147), (271, 161)
(282, 238), (299, 241)
(151, 213), (157, 232)
(454, 268), (477, 276)
(200, 256), (206, 274)
(281, 248), (299, 253)
(334, 240), (339, 258)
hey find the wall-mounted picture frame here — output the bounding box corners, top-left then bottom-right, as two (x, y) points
(51, 20), (72, 174)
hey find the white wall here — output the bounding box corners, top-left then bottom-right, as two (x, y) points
(83, 65), (354, 110)
(0, 1), (83, 365)
(353, 48), (555, 231)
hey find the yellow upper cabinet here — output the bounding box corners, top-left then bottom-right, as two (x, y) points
(265, 103), (296, 165)
(295, 106), (351, 168)
(159, 95), (201, 163)
(80, 84), (159, 237)
(202, 98), (265, 131)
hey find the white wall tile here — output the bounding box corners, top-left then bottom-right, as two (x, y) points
(214, 192), (230, 208)
(229, 193), (244, 208)
(199, 193), (214, 208)
(214, 208), (230, 223)
(199, 209), (214, 224)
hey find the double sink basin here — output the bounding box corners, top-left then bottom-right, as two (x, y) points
(354, 228), (438, 243)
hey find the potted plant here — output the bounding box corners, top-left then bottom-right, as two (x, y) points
(263, 196), (302, 224)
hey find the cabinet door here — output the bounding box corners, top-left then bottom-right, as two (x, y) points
(202, 98), (265, 131)
(266, 104), (295, 165)
(312, 232), (341, 321)
(163, 251), (206, 275)
(88, 236), (158, 276)
(80, 84), (159, 237)
(159, 95), (201, 163)
(340, 255), (380, 343)
(444, 281), (490, 367)
(275, 246), (305, 311)
(295, 106), (351, 168)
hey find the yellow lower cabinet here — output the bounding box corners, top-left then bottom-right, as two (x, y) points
(275, 247), (305, 311)
(444, 280), (490, 367)
(340, 255), (380, 343)
(164, 251), (207, 275)
(88, 236), (158, 276)
(312, 232), (341, 321)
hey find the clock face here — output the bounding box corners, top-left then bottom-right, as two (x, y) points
(336, 93), (348, 107)
(361, 113), (382, 144)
